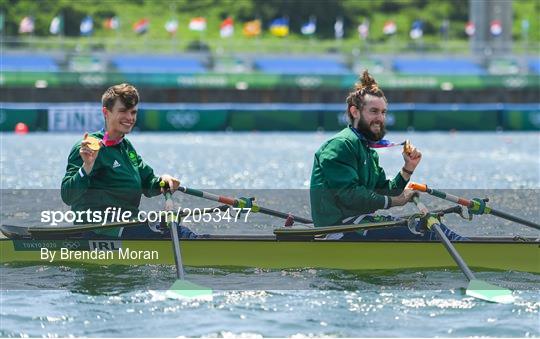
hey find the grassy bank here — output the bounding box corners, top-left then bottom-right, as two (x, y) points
(1, 0), (538, 55)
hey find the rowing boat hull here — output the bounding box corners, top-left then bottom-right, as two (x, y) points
(1, 238), (538, 273)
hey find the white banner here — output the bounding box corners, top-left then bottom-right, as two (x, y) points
(48, 105), (103, 132)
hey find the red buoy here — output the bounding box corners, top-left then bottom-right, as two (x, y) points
(14, 122), (29, 135)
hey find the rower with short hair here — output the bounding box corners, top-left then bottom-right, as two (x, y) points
(61, 83), (198, 239)
(310, 71), (464, 240)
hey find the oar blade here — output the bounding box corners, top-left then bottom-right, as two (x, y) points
(166, 279), (213, 301)
(465, 279), (514, 304)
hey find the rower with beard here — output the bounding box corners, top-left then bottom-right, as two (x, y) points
(310, 70), (464, 240)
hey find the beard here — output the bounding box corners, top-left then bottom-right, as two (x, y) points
(355, 114), (386, 141)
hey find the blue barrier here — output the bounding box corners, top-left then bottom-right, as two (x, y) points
(393, 58), (486, 75)
(112, 55), (207, 73)
(254, 57), (349, 75)
(529, 59), (540, 75)
(1, 54), (59, 72)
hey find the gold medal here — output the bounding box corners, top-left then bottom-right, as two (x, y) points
(85, 136), (101, 151)
(403, 140), (412, 155)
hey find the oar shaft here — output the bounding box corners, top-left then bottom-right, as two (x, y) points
(409, 183), (472, 206)
(409, 183), (540, 230)
(431, 223), (475, 281)
(412, 196), (476, 282)
(170, 221), (185, 280)
(176, 185), (313, 224)
(163, 189), (185, 280)
(490, 209), (540, 230)
(275, 219), (408, 237)
(276, 205), (463, 237)
(178, 186), (236, 205)
(258, 206), (312, 224)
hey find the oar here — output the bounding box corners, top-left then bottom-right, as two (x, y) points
(274, 205), (463, 238)
(164, 182), (313, 224)
(409, 182), (540, 230)
(275, 218), (409, 238)
(161, 187), (213, 301)
(412, 195), (514, 304)
(2, 220), (144, 238)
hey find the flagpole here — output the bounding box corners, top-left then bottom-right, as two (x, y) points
(115, 18), (120, 51)
(0, 11), (4, 51)
(283, 16), (288, 54)
(0, 13), (3, 46)
(334, 17), (344, 52)
(174, 22), (179, 53)
(521, 19), (529, 53)
(391, 29), (397, 54)
(227, 17), (233, 55)
(258, 20), (262, 52)
(358, 19), (369, 55)
(144, 19), (149, 53)
(441, 19), (449, 54)
(169, 3), (177, 53)
(200, 30), (203, 52)
(59, 12), (65, 52)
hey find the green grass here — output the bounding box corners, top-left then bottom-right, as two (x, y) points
(5, 34), (538, 56)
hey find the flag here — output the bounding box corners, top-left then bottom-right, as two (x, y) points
(220, 17), (234, 38)
(334, 17), (344, 39)
(358, 19), (369, 40)
(189, 17), (206, 31)
(409, 20), (423, 39)
(80, 16), (93, 36)
(490, 20), (502, 36)
(133, 18), (149, 35)
(104, 16), (119, 30)
(243, 19), (261, 37)
(465, 21), (475, 36)
(383, 20), (397, 35)
(269, 17), (289, 37)
(301, 16), (316, 35)
(18, 16), (34, 34)
(165, 19), (178, 35)
(49, 15), (63, 35)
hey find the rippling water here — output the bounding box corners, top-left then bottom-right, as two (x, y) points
(1, 131), (539, 337)
(1, 131), (539, 190)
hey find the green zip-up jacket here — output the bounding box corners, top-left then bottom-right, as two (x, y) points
(310, 127), (408, 227)
(61, 131), (162, 234)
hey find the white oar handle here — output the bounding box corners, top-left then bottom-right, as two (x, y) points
(411, 194), (429, 216)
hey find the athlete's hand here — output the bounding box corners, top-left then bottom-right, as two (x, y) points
(80, 132), (100, 174)
(391, 189), (415, 207)
(403, 141), (422, 172)
(160, 174), (180, 193)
